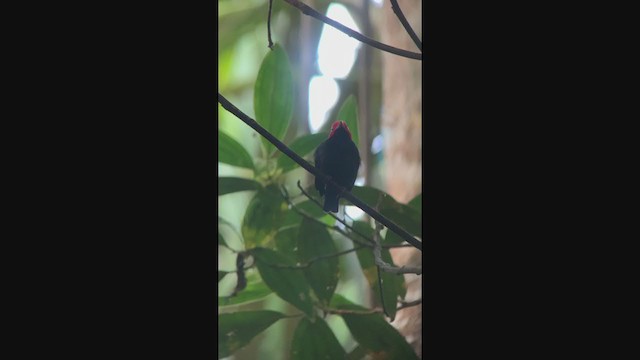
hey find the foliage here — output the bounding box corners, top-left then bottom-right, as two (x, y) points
(218, 44), (422, 359)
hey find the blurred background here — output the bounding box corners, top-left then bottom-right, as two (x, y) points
(218, 0), (422, 357)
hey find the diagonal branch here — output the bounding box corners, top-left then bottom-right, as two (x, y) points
(282, 0), (421, 61)
(218, 93), (422, 251)
(295, 181), (374, 245)
(389, 0), (422, 51)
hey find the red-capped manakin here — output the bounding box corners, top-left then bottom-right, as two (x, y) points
(314, 121), (361, 213)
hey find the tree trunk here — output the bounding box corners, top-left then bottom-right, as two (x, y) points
(380, 0), (422, 357)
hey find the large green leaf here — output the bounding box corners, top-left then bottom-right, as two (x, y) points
(251, 247), (314, 317)
(219, 271), (273, 307)
(218, 177), (262, 196)
(298, 218), (339, 305)
(408, 193), (422, 214)
(218, 310), (285, 358)
(218, 231), (227, 247)
(254, 44), (294, 156)
(330, 295), (418, 360)
(291, 317), (346, 360)
(281, 199), (328, 228)
(218, 130), (255, 170)
(277, 132), (328, 172)
(353, 221), (404, 321)
(337, 95), (359, 147)
(351, 186), (422, 244)
(274, 226), (299, 260)
(241, 185), (288, 247)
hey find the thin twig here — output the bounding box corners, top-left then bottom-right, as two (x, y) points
(281, 186), (374, 249)
(267, 0), (274, 49)
(373, 221), (423, 275)
(285, 187), (413, 250)
(282, 0), (421, 61)
(259, 246), (364, 269)
(396, 298), (422, 311)
(373, 196), (390, 318)
(296, 181), (375, 246)
(319, 299), (422, 316)
(218, 94), (422, 251)
(389, 0), (422, 51)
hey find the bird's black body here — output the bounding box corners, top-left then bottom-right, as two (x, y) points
(314, 121), (360, 212)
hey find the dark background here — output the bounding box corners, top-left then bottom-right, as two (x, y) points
(11, 1), (612, 358)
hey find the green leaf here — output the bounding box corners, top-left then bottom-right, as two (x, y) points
(347, 345), (367, 360)
(218, 271), (227, 283)
(281, 199), (328, 228)
(291, 317), (346, 360)
(337, 95), (359, 147)
(408, 193), (422, 214)
(298, 218), (339, 305)
(219, 271), (273, 307)
(254, 44), (294, 156)
(241, 185), (288, 247)
(218, 231), (227, 247)
(274, 226), (299, 260)
(219, 130), (255, 170)
(218, 177), (262, 196)
(352, 222), (403, 321)
(251, 247), (314, 317)
(351, 186), (422, 241)
(277, 133), (328, 172)
(330, 295), (418, 360)
(218, 310), (285, 358)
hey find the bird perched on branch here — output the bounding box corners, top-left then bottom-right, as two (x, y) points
(314, 121), (361, 213)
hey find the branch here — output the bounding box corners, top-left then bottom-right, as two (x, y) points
(259, 246), (364, 269)
(389, 0), (422, 51)
(295, 181), (375, 245)
(218, 93), (422, 251)
(294, 182), (415, 249)
(281, 186), (375, 249)
(282, 0), (421, 61)
(267, 0), (274, 49)
(319, 299), (422, 316)
(396, 298), (422, 311)
(372, 221), (422, 275)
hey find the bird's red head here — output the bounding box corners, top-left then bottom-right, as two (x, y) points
(329, 121), (352, 140)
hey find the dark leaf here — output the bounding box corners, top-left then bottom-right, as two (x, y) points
(254, 44), (294, 156)
(219, 130), (255, 170)
(353, 222), (403, 320)
(274, 226), (299, 260)
(218, 271), (227, 283)
(408, 193), (422, 213)
(281, 199), (328, 228)
(218, 310), (285, 358)
(251, 247), (314, 317)
(351, 186), (422, 243)
(347, 345), (367, 360)
(242, 185), (288, 247)
(218, 177), (262, 196)
(277, 133), (328, 172)
(337, 95), (359, 147)
(291, 317), (346, 360)
(298, 218), (339, 305)
(330, 295), (418, 360)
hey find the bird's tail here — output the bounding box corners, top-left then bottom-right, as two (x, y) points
(323, 191), (340, 213)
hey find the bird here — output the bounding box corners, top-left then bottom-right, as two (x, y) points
(314, 121), (361, 213)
